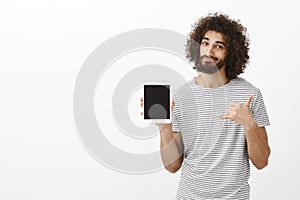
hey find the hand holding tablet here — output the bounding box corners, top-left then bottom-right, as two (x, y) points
(140, 83), (174, 125)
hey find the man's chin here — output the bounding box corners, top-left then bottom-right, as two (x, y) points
(197, 65), (219, 74)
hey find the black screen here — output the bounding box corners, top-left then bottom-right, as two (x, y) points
(144, 85), (170, 119)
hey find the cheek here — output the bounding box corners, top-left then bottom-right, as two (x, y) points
(199, 48), (205, 56)
(216, 51), (227, 60)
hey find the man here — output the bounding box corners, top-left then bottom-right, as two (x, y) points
(141, 13), (270, 199)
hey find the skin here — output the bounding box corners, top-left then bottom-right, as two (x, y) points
(140, 98), (184, 173)
(220, 96), (270, 169)
(140, 30), (270, 172)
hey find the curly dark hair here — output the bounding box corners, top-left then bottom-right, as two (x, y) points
(186, 13), (250, 80)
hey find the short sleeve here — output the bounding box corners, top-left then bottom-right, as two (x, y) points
(251, 89), (270, 127)
(171, 92), (182, 132)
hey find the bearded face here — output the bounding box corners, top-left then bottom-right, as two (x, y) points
(195, 54), (227, 74)
(194, 30), (228, 74)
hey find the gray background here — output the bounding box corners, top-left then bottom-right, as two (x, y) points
(0, 0), (299, 199)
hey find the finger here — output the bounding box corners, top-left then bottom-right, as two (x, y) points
(140, 97), (143, 102)
(227, 105), (236, 111)
(140, 102), (143, 107)
(218, 115), (232, 120)
(226, 108), (235, 115)
(245, 95), (253, 107)
(140, 111), (143, 116)
(230, 102), (239, 107)
(171, 99), (174, 109)
(216, 115), (223, 119)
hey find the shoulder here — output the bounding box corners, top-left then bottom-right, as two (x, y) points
(230, 77), (261, 94)
(172, 78), (196, 99)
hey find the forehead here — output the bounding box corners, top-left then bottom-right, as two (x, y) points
(202, 30), (226, 43)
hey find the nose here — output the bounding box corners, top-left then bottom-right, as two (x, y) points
(206, 45), (214, 57)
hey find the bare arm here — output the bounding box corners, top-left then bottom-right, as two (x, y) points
(220, 95), (270, 170)
(244, 123), (270, 169)
(159, 124), (184, 173)
(140, 97), (184, 173)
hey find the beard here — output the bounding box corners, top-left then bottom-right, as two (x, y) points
(195, 55), (226, 74)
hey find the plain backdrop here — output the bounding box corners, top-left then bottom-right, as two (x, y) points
(1, 0), (299, 199)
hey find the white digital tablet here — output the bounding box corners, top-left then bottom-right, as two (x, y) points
(143, 83), (171, 123)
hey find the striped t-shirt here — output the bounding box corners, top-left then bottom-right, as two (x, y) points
(172, 77), (270, 200)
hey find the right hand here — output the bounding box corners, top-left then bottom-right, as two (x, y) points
(139, 97), (174, 130)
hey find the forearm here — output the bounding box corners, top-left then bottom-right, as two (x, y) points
(244, 121), (270, 169)
(159, 124), (183, 173)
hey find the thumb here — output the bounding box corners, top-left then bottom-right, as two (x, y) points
(171, 99), (175, 110)
(245, 95), (253, 107)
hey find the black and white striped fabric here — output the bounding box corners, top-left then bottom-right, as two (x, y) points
(171, 77), (270, 200)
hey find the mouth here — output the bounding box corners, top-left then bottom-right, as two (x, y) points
(201, 56), (218, 62)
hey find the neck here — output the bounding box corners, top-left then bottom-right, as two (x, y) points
(195, 66), (229, 88)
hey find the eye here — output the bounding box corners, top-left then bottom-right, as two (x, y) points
(201, 41), (209, 46)
(216, 45), (224, 49)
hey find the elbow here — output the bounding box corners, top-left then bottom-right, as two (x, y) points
(165, 163), (182, 173)
(255, 159), (268, 170)
(165, 167), (179, 173)
(252, 150), (271, 170)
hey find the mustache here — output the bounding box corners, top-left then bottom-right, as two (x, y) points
(200, 55), (218, 61)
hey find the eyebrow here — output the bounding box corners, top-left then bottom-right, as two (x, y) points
(202, 37), (226, 46)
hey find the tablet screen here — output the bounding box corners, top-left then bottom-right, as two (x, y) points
(144, 85), (170, 120)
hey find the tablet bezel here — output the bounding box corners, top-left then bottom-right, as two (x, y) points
(143, 82), (172, 124)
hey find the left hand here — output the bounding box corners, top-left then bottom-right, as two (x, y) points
(219, 95), (256, 128)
